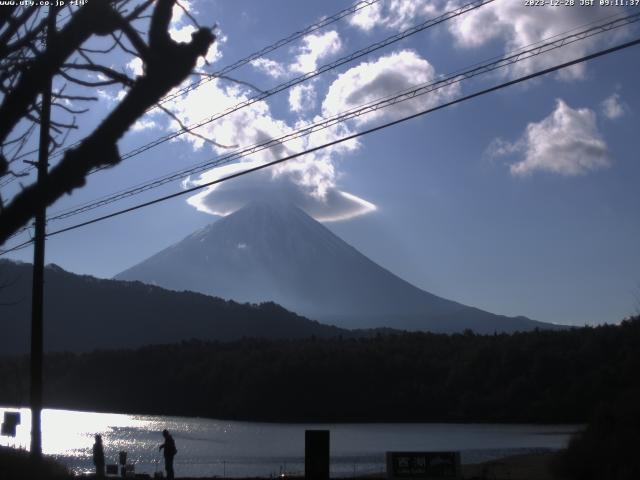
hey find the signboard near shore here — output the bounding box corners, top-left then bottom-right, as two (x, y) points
(305, 430), (330, 480)
(386, 451), (461, 480)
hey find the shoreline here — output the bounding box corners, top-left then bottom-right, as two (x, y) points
(155, 453), (560, 480)
(1, 446), (560, 480)
(177, 452), (560, 480)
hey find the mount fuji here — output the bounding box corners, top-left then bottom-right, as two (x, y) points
(116, 201), (558, 333)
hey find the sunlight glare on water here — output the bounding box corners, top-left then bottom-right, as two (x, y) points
(1, 407), (165, 474)
(1, 406), (580, 477)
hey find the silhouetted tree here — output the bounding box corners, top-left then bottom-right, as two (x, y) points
(0, 0), (216, 244)
(553, 389), (640, 480)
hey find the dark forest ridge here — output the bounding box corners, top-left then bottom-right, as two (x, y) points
(0, 259), (345, 355)
(116, 201), (561, 333)
(1, 316), (638, 423)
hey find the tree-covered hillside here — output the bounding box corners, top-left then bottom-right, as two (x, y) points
(1, 316), (638, 423)
(0, 259), (346, 354)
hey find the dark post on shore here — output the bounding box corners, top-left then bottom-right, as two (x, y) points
(30, 5), (55, 460)
(305, 430), (330, 480)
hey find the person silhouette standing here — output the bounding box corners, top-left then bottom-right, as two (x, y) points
(92, 434), (105, 478)
(159, 429), (177, 480)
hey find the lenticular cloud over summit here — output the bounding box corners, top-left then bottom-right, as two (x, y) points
(173, 45), (457, 222)
(167, 71), (377, 222)
(184, 159), (376, 222)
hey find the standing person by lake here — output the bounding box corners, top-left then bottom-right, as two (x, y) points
(92, 434), (105, 478)
(159, 429), (177, 480)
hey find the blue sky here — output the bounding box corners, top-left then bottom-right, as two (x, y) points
(2, 0), (640, 326)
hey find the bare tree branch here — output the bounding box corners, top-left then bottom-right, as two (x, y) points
(0, 1), (123, 145)
(0, 0), (216, 244)
(156, 104), (237, 149)
(176, 0), (201, 29)
(194, 72), (265, 94)
(62, 63), (135, 87)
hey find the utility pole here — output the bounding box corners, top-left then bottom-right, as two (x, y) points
(30, 5), (55, 460)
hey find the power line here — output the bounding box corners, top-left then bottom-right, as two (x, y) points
(5, 8), (637, 249)
(0, 0), (385, 189)
(4, 9), (635, 244)
(109, 0), (496, 165)
(39, 12), (640, 226)
(5, 0), (495, 190)
(5, 36), (629, 247)
(0, 239), (32, 255)
(157, 0), (384, 106)
(43, 9), (638, 222)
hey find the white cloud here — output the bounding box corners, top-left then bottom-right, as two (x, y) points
(161, 74), (371, 221)
(289, 83), (317, 114)
(97, 89), (114, 102)
(167, 80), (293, 152)
(322, 50), (460, 126)
(199, 36), (224, 68)
(184, 159), (376, 222)
(168, 24), (223, 68)
(601, 93), (626, 120)
(171, 0), (194, 25)
(126, 32), (222, 76)
(126, 57), (143, 77)
(290, 30), (342, 73)
(385, 0), (439, 30)
(446, 0), (628, 80)
(131, 118), (158, 132)
(490, 100), (611, 177)
(348, 2), (383, 31)
(97, 87), (127, 103)
(250, 58), (286, 78)
(348, 0), (437, 31)
(169, 23), (198, 43)
(176, 49), (458, 220)
(168, 1), (223, 68)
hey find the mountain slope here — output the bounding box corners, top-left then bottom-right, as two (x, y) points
(116, 201), (557, 333)
(0, 259), (346, 355)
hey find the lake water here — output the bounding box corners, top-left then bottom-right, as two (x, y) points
(0, 407), (580, 477)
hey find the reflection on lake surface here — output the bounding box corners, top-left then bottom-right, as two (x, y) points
(0, 406), (580, 477)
